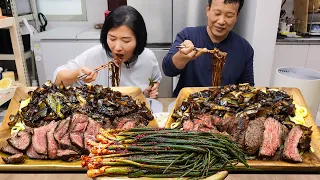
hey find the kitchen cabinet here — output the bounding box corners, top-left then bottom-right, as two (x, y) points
(37, 41), (99, 84)
(271, 44), (309, 85)
(306, 45), (320, 72)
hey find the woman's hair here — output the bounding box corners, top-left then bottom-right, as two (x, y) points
(100, 5), (147, 60)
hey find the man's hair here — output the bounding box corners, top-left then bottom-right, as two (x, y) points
(208, 0), (244, 13)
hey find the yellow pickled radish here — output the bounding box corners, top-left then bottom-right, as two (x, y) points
(297, 106), (308, 118)
(0, 78), (12, 89)
(289, 115), (305, 126)
(19, 98), (31, 111)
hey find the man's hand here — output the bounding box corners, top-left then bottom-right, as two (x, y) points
(172, 40), (208, 70)
(178, 40), (207, 61)
(143, 82), (159, 99)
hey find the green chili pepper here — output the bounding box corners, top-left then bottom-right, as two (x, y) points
(148, 78), (155, 87)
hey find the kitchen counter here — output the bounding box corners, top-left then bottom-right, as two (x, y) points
(276, 37), (320, 45)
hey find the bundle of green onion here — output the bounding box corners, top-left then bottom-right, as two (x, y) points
(82, 128), (250, 179)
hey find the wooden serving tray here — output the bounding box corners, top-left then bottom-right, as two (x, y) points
(0, 87), (158, 172)
(165, 87), (320, 172)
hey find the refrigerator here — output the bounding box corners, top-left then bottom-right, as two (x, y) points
(127, 0), (207, 95)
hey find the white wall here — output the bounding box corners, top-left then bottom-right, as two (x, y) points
(233, 0), (257, 44)
(235, 0), (282, 86)
(45, 0), (107, 30)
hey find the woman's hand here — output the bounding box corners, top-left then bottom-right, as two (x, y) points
(79, 67), (98, 83)
(143, 82), (159, 99)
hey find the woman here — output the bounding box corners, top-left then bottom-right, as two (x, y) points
(53, 6), (162, 98)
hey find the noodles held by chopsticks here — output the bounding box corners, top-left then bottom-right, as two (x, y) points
(210, 48), (227, 86)
(108, 61), (121, 87)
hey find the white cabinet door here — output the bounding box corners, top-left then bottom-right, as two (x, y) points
(36, 40), (99, 85)
(306, 45), (320, 73)
(270, 44), (309, 85)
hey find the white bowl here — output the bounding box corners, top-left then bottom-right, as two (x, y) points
(0, 88), (11, 94)
(153, 112), (170, 128)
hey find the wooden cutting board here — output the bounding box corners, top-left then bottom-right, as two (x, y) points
(165, 87), (320, 171)
(0, 86), (158, 172)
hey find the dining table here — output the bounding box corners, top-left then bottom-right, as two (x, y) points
(0, 88), (319, 180)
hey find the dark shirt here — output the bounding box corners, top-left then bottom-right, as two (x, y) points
(162, 26), (254, 97)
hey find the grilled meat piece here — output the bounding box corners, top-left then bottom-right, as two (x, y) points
(282, 126), (303, 162)
(7, 128), (32, 152)
(2, 153), (25, 164)
(259, 117), (282, 158)
(0, 144), (22, 155)
(245, 117), (265, 155)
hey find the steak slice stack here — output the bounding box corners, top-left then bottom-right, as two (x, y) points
(54, 118), (70, 145)
(0, 144), (22, 155)
(68, 113), (89, 151)
(47, 121), (60, 159)
(282, 126), (303, 162)
(7, 128), (32, 152)
(245, 117), (265, 155)
(259, 117), (282, 157)
(32, 121), (56, 155)
(84, 118), (103, 152)
(60, 114), (88, 151)
(26, 144), (47, 159)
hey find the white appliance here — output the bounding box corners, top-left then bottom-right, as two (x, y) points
(272, 67), (320, 125)
(33, 25), (98, 86)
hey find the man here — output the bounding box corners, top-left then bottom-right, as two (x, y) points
(162, 0), (254, 97)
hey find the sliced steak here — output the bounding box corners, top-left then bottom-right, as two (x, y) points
(7, 129), (32, 152)
(215, 116), (237, 133)
(232, 117), (249, 150)
(280, 125), (289, 144)
(60, 114), (88, 151)
(57, 149), (80, 162)
(192, 114), (215, 132)
(271, 124), (290, 160)
(2, 153), (25, 164)
(69, 113), (89, 132)
(183, 120), (194, 131)
(0, 144), (22, 155)
(67, 114), (89, 151)
(211, 116), (222, 126)
(113, 115), (146, 129)
(32, 121), (56, 155)
(54, 118), (70, 144)
(259, 117), (282, 157)
(47, 121), (60, 159)
(26, 145), (47, 159)
(70, 132), (84, 149)
(60, 134), (79, 152)
(121, 120), (136, 130)
(282, 126), (303, 162)
(245, 118), (265, 155)
(114, 116), (145, 130)
(84, 119), (103, 152)
(104, 117), (113, 129)
(194, 114), (214, 128)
